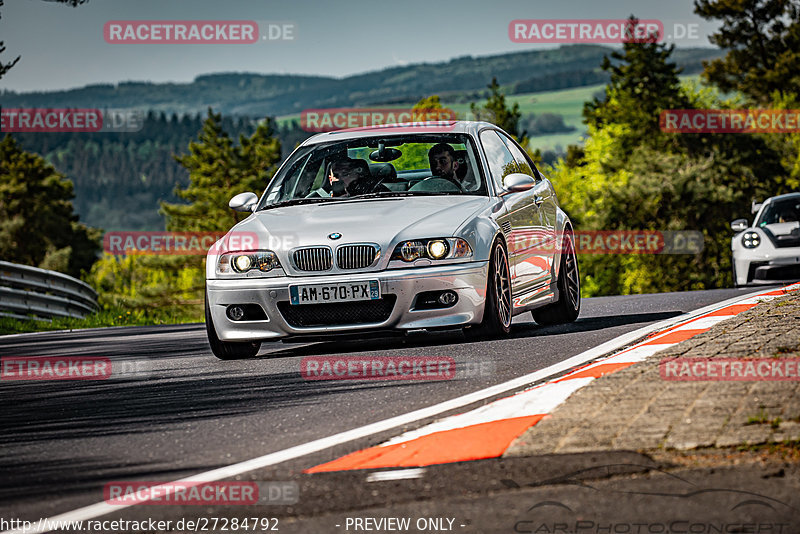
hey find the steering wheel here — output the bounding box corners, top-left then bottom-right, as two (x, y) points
(415, 175), (466, 193)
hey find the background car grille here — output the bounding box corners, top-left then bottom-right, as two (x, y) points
(277, 296), (396, 327)
(293, 247), (332, 271)
(336, 244), (379, 270)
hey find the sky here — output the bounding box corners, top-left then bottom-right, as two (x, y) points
(0, 0), (720, 93)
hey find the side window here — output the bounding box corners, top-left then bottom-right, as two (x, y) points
(498, 132), (538, 180)
(479, 130), (518, 191)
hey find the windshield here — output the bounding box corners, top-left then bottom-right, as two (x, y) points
(258, 134), (487, 209)
(757, 196), (800, 226)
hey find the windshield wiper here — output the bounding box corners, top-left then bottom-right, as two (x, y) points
(258, 197), (344, 211)
(347, 191), (461, 200)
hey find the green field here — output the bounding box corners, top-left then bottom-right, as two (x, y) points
(275, 75), (700, 153)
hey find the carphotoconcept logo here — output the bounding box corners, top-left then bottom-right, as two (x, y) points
(509, 463), (797, 532)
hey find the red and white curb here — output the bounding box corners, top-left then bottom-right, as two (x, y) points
(307, 282), (800, 473)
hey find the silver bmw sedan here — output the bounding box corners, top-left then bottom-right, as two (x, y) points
(205, 121), (580, 359)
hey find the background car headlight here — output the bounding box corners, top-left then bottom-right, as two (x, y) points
(742, 231), (761, 248)
(391, 238), (472, 263)
(217, 251), (280, 274)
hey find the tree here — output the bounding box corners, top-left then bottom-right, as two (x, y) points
(470, 78), (526, 141)
(694, 0), (800, 104)
(162, 109), (281, 231)
(0, 135), (100, 277)
(584, 16), (690, 160)
(412, 95), (444, 111)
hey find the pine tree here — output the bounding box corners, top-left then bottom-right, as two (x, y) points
(162, 109), (281, 232)
(695, 0), (800, 104)
(0, 135), (100, 277)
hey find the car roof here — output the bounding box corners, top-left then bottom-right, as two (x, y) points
(764, 192), (800, 204)
(299, 120), (497, 146)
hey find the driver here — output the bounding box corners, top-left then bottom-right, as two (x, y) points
(306, 157), (388, 198)
(327, 158), (368, 197)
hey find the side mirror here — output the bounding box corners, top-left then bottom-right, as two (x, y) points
(731, 219), (748, 233)
(229, 192), (258, 212)
(751, 200), (763, 214)
(502, 173), (536, 194)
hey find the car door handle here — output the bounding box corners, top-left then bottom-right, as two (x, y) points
(534, 195), (544, 207)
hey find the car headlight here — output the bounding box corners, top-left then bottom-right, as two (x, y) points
(742, 231), (761, 249)
(217, 250), (280, 275)
(391, 238), (472, 263)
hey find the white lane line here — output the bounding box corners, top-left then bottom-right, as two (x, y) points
(366, 468), (426, 482)
(2, 288), (776, 534)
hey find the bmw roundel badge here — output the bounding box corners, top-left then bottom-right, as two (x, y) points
(328, 232), (342, 240)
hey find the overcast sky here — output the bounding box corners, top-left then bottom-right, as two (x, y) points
(0, 0), (719, 93)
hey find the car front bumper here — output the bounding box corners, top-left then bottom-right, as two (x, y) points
(733, 249), (800, 286)
(206, 261), (489, 341)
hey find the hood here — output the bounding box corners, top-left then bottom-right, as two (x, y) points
(229, 196), (492, 253)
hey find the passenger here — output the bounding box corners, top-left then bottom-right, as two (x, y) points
(428, 143), (460, 183)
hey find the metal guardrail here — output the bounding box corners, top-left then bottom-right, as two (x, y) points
(0, 260), (100, 321)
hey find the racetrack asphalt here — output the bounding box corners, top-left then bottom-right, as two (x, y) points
(0, 287), (776, 529)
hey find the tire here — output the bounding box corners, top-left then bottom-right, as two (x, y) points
(465, 239), (512, 339)
(205, 291), (261, 360)
(532, 230), (581, 326)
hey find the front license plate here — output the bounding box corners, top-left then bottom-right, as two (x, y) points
(289, 280), (380, 305)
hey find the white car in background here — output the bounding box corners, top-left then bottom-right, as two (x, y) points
(731, 192), (800, 286)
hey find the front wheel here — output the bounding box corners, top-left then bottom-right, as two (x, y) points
(532, 231), (580, 325)
(465, 239), (512, 339)
(205, 291), (261, 360)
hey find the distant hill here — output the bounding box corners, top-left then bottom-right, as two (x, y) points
(0, 45), (723, 117)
